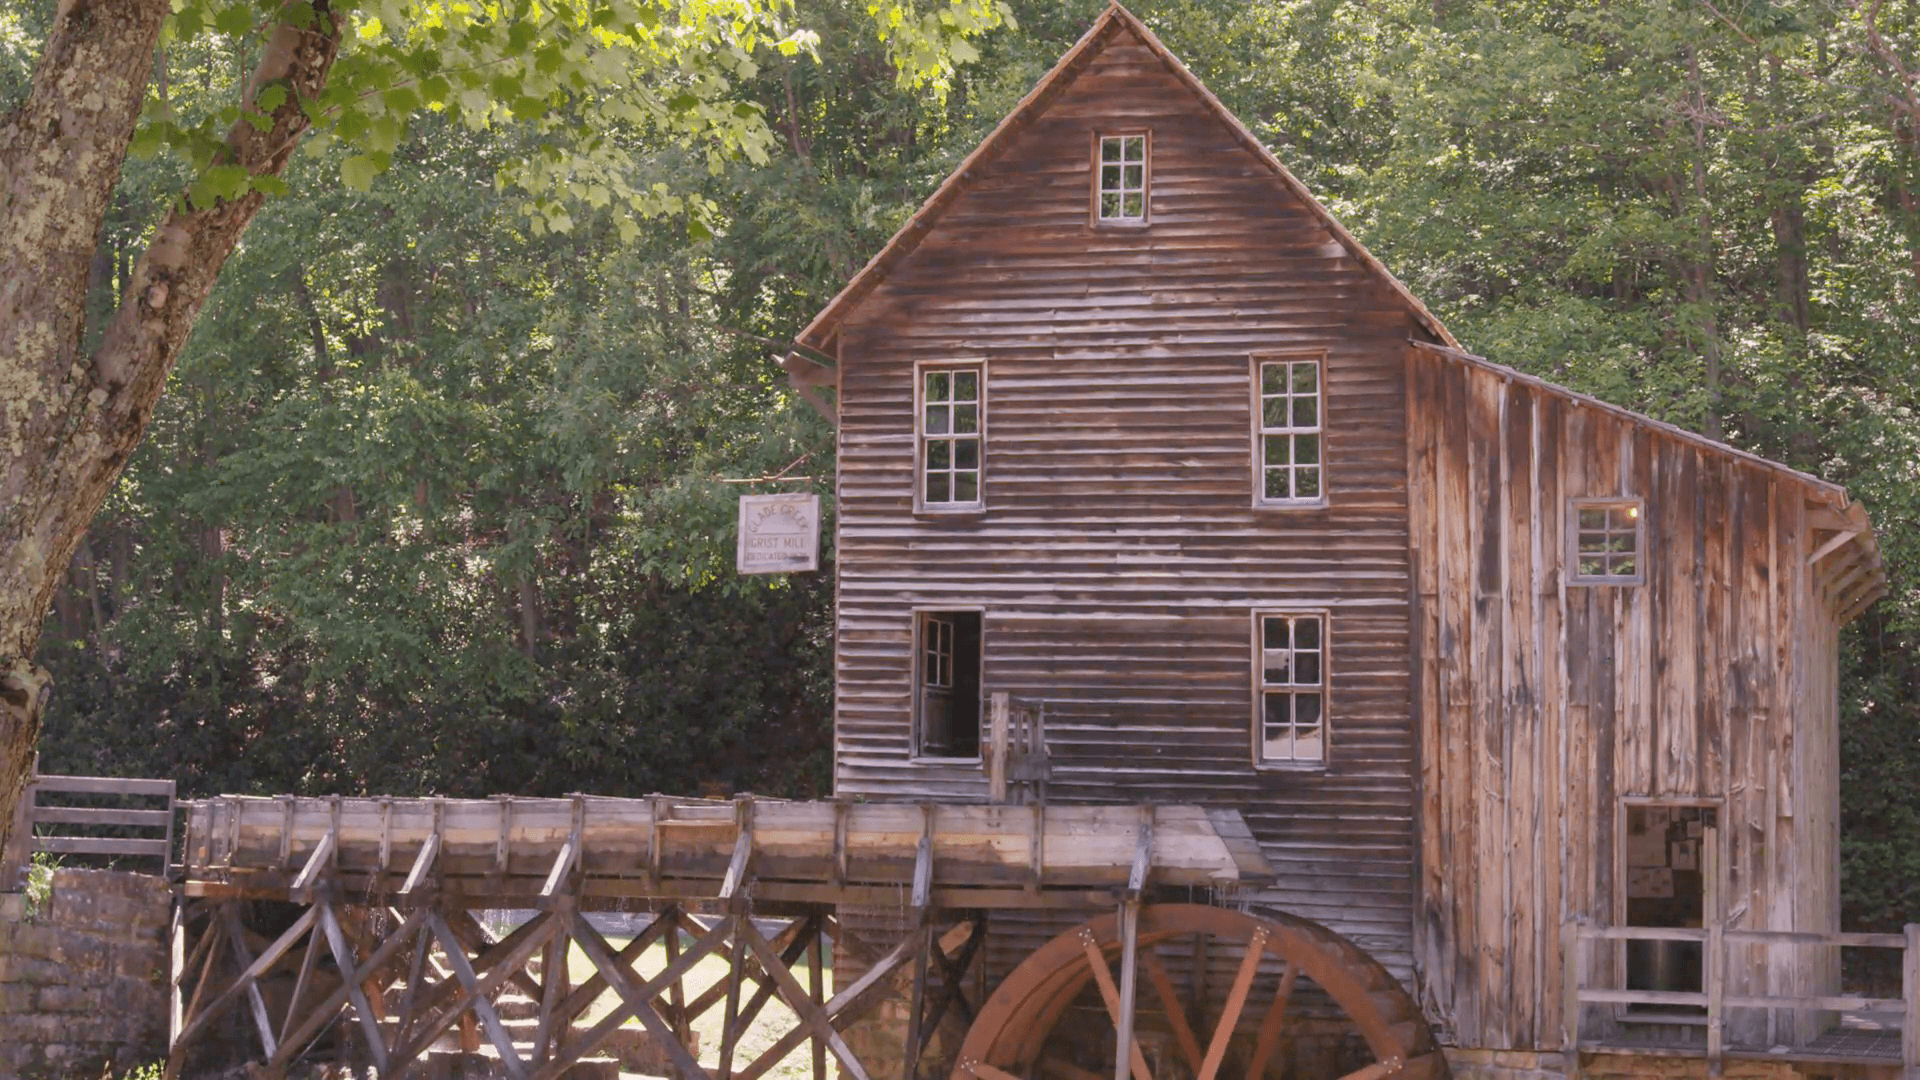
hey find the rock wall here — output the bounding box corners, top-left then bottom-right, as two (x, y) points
(0, 869), (172, 1078)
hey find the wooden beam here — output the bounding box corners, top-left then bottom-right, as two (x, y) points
(911, 804), (934, 919)
(732, 927), (930, 1080)
(1247, 960), (1298, 1080)
(720, 797), (756, 906)
(221, 904), (284, 1059)
(967, 1063), (1026, 1080)
(539, 911), (729, 1080)
(265, 907), (426, 1073)
(1076, 928), (1152, 1080)
(1195, 928), (1265, 1080)
(721, 914), (747, 1080)
(1807, 528), (1861, 566)
(278, 920), (321, 1046)
(377, 908), (542, 1077)
(318, 900), (390, 1074)
(1141, 949), (1203, 1074)
(563, 908), (714, 1080)
(988, 693), (1010, 804)
(902, 922), (932, 1080)
(535, 904), (570, 1066)
(737, 915), (874, 1080)
(399, 823), (440, 897)
(1113, 899), (1142, 1080)
(810, 922), (827, 1080)
(165, 916), (226, 1080)
(287, 826), (335, 903)
(429, 910), (534, 1080)
(1127, 805), (1153, 897)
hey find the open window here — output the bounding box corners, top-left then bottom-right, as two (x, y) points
(915, 611), (982, 759)
(1092, 132), (1149, 224)
(1255, 611), (1327, 765)
(1621, 800), (1717, 1015)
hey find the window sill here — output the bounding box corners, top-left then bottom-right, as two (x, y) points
(1254, 760), (1329, 773)
(907, 756), (984, 767)
(1569, 576), (1645, 587)
(1253, 498), (1330, 511)
(914, 505), (987, 520)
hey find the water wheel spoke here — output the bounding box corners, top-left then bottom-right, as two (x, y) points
(1140, 950), (1204, 1074)
(1333, 1055), (1404, 1080)
(1076, 931), (1154, 1080)
(1196, 929), (1266, 1080)
(1245, 962), (1297, 1080)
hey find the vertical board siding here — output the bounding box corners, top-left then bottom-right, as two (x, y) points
(1406, 353), (1844, 1050)
(832, 28), (1419, 981)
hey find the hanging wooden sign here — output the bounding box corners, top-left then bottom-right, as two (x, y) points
(736, 493), (820, 574)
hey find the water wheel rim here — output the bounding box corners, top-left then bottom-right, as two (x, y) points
(954, 903), (1439, 1080)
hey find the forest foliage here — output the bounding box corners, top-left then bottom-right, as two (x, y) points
(13, 0), (1920, 929)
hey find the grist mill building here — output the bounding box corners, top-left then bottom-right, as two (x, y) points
(780, 3), (1895, 1078)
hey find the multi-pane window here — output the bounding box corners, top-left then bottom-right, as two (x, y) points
(1570, 499), (1643, 583)
(1097, 134), (1147, 222)
(1257, 613), (1326, 764)
(1257, 357), (1323, 503)
(923, 616), (954, 690)
(920, 366), (982, 508)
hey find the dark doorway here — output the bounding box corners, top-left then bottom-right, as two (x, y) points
(1623, 802), (1715, 1012)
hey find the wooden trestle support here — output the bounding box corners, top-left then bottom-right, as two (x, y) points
(166, 793), (1438, 1080)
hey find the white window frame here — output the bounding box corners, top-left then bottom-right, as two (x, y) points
(915, 359), (986, 513)
(1251, 352), (1327, 508)
(1568, 497), (1646, 585)
(1252, 610), (1330, 768)
(911, 606), (985, 764)
(1091, 131), (1151, 225)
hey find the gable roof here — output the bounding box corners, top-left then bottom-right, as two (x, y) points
(791, 1), (1458, 354)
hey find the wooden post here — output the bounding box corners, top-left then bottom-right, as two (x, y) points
(1114, 898), (1142, 1080)
(1902, 923), (1919, 1080)
(810, 922), (827, 1080)
(4, 761), (37, 892)
(1706, 920), (1724, 1076)
(1562, 916), (1583, 1080)
(988, 692), (1010, 804)
(902, 924), (932, 1080)
(720, 915), (747, 1080)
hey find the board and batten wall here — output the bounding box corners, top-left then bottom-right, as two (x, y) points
(829, 24), (1424, 976)
(1405, 345), (1845, 1051)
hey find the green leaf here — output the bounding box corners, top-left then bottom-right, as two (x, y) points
(254, 83), (289, 112)
(382, 85), (421, 115)
(341, 154), (379, 192)
(419, 75), (451, 106)
(669, 91), (700, 113)
(213, 3), (253, 36)
(128, 124), (165, 160)
(250, 174), (291, 196)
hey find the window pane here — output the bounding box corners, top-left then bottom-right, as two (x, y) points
(1102, 138), (1122, 162)
(1296, 466), (1320, 498)
(1264, 398), (1289, 427)
(1264, 652), (1291, 684)
(1293, 725), (1323, 760)
(1264, 616), (1289, 650)
(1608, 533), (1635, 552)
(1292, 394), (1317, 428)
(1611, 506), (1639, 529)
(954, 371), (978, 400)
(955, 440), (978, 469)
(928, 440), (950, 469)
(1578, 555), (1605, 576)
(1123, 136), (1144, 159)
(1265, 469), (1290, 500)
(926, 372), (949, 402)
(1102, 164), (1122, 189)
(1578, 508), (1606, 530)
(1294, 617), (1319, 650)
(1294, 652), (1320, 685)
(954, 472), (978, 502)
(1295, 693), (1322, 726)
(1122, 193), (1143, 217)
(1263, 733), (1292, 761)
(1294, 433), (1319, 465)
(1101, 192), (1121, 218)
(1291, 362), (1317, 394)
(927, 473), (950, 502)
(1123, 164), (1143, 188)
(1262, 364), (1286, 395)
(1264, 692), (1290, 727)
(1612, 557), (1636, 576)
(954, 404), (978, 433)
(925, 406), (949, 435)
(1265, 434), (1290, 466)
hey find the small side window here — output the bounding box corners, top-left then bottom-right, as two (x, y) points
(918, 364), (984, 511)
(1093, 132), (1149, 224)
(916, 611), (982, 759)
(1255, 612), (1327, 765)
(1569, 498), (1644, 584)
(1254, 355), (1325, 505)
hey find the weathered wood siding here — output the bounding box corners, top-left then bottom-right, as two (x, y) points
(1406, 349), (1847, 1050)
(831, 24), (1422, 976)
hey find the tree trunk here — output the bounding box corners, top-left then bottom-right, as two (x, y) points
(0, 0), (344, 867)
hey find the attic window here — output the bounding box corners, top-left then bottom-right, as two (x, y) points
(1570, 499), (1644, 584)
(1095, 133), (1148, 223)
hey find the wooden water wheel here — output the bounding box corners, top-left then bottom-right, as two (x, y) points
(952, 904), (1444, 1080)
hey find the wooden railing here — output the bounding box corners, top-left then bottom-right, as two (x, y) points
(1563, 917), (1920, 1074)
(985, 692), (1049, 804)
(3, 767), (177, 886)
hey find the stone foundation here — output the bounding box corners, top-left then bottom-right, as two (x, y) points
(0, 868), (172, 1078)
(1444, 1048), (1903, 1080)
